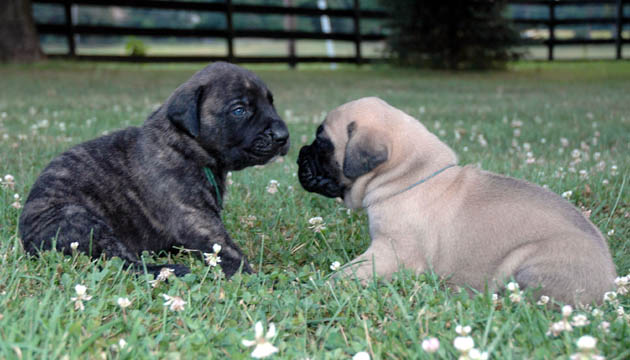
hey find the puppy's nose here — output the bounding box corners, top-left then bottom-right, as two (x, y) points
(270, 121), (289, 146)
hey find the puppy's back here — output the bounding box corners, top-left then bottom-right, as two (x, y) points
(462, 167), (616, 303)
(19, 127), (143, 253)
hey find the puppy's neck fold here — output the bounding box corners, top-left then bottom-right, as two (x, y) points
(349, 139), (458, 209)
(142, 111), (220, 170)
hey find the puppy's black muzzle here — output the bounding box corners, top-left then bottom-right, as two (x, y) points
(297, 144), (345, 198)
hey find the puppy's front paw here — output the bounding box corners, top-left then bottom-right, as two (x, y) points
(221, 256), (253, 278)
(332, 264), (373, 285)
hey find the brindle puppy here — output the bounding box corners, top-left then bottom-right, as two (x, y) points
(19, 62), (289, 278)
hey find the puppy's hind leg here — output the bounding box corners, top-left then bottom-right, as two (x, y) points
(514, 261), (613, 305)
(20, 204), (189, 277)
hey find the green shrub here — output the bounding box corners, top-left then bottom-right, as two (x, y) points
(379, 0), (522, 70)
(124, 36), (147, 56)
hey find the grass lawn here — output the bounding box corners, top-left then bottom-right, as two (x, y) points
(0, 60), (629, 359)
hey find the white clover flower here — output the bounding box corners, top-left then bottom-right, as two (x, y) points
(598, 321), (610, 333)
(579, 170), (588, 179)
(506, 282), (519, 292)
(242, 321), (279, 358)
(2, 174), (15, 189)
(547, 304), (576, 337)
(70, 242), (79, 251)
(421, 337), (440, 353)
(150, 267), (175, 288)
(157, 267), (174, 281)
(603, 291), (617, 303)
(71, 284), (92, 311)
(11, 193), (22, 209)
(560, 138), (569, 147)
(118, 338), (127, 350)
(352, 352), (371, 360)
(162, 294), (186, 312)
(456, 325), (472, 336)
(509, 291), (523, 304)
(477, 134), (488, 147)
(330, 261), (341, 271)
(204, 252), (221, 267)
(576, 335), (597, 351)
(525, 153), (536, 164)
(537, 295), (550, 306)
(308, 216), (326, 233)
(616, 306), (625, 317)
(204, 243), (223, 267)
(266, 180), (279, 194)
(615, 276), (629, 295)
(546, 321), (569, 337)
(453, 336), (475, 358)
(611, 165), (618, 176)
(591, 309), (603, 318)
(491, 293), (499, 305)
(117, 297), (132, 309)
(72, 284), (85, 296)
(561, 190), (573, 199)
(469, 348), (489, 360)
(240, 215), (258, 228)
(571, 314), (590, 327)
(562, 305), (573, 318)
(607, 229), (614, 237)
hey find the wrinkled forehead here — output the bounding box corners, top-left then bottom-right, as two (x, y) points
(219, 71), (269, 97)
(194, 64), (272, 100)
(321, 100), (383, 138)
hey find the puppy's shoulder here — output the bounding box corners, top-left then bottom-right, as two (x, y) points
(81, 126), (142, 154)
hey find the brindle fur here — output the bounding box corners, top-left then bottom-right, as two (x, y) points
(19, 62), (289, 278)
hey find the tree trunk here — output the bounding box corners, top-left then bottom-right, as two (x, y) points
(0, 0), (44, 63)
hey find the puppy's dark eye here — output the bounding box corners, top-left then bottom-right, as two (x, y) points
(232, 107), (246, 117)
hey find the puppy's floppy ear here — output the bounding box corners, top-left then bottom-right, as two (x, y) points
(167, 83), (204, 138)
(343, 121), (389, 179)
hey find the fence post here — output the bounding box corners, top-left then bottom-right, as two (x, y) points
(548, 1), (555, 61)
(284, 0), (296, 68)
(353, 0), (362, 65)
(616, 0), (623, 60)
(63, 2), (76, 56)
(226, 0), (235, 62)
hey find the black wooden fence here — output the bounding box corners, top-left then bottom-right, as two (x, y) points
(33, 0), (629, 64)
(510, 0), (629, 60)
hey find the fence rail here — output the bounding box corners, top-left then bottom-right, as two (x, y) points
(33, 0), (629, 64)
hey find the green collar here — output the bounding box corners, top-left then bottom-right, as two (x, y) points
(203, 167), (222, 207)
